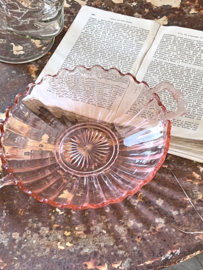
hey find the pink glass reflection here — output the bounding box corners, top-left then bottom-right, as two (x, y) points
(0, 66), (186, 209)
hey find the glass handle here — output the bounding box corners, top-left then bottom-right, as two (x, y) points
(150, 81), (186, 120)
(0, 174), (15, 188)
(0, 146), (15, 188)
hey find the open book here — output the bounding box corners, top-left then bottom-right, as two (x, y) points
(24, 5), (203, 162)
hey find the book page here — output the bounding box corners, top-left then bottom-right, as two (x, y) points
(169, 148), (203, 163)
(136, 26), (203, 140)
(25, 5), (160, 125)
(37, 5), (160, 82)
(24, 66), (144, 124)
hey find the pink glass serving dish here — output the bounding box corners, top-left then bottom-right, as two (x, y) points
(0, 66), (186, 209)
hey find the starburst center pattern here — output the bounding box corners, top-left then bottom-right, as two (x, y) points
(55, 123), (119, 176)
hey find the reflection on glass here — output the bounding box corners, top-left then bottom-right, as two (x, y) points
(0, 0), (64, 64)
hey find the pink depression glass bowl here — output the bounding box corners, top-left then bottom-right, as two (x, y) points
(0, 66), (186, 209)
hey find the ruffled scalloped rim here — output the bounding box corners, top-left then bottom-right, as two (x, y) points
(0, 65), (171, 209)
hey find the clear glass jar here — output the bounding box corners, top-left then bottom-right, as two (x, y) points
(0, 0), (64, 64)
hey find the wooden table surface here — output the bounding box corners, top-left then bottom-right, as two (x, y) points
(0, 1), (203, 270)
